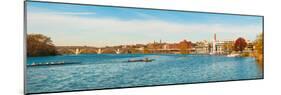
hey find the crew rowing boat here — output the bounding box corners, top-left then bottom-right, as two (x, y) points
(27, 61), (81, 67)
(127, 58), (155, 63)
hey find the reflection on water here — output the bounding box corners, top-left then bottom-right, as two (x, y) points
(26, 54), (263, 93)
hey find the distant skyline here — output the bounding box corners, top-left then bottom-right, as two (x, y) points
(27, 2), (263, 47)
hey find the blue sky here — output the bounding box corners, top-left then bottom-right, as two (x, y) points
(27, 2), (263, 47)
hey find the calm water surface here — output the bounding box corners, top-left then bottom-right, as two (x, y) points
(26, 54), (263, 93)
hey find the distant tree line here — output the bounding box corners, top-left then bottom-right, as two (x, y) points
(27, 34), (58, 57)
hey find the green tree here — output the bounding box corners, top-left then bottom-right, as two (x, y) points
(27, 34), (58, 57)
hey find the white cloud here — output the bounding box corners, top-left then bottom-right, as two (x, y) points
(27, 12), (262, 47)
(56, 12), (96, 15)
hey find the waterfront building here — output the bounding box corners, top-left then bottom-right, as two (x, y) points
(211, 33), (236, 54)
(215, 41), (225, 54)
(163, 43), (178, 50)
(147, 40), (165, 50)
(222, 41), (235, 54)
(244, 40), (254, 53)
(194, 40), (210, 54)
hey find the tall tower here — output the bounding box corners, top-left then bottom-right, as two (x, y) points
(212, 33), (217, 54)
(214, 33), (216, 41)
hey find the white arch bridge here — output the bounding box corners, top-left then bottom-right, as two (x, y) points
(65, 48), (189, 55)
(69, 48), (121, 55)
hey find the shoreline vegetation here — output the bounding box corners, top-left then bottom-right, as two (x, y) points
(27, 34), (58, 57)
(253, 34), (264, 68)
(27, 33), (263, 66)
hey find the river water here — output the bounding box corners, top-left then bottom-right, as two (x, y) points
(26, 54), (263, 93)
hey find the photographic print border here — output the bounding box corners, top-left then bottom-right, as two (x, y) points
(24, 1), (264, 95)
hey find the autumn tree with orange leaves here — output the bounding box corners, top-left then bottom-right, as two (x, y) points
(234, 37), (247, 52)
(27, 34), (58, 57)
